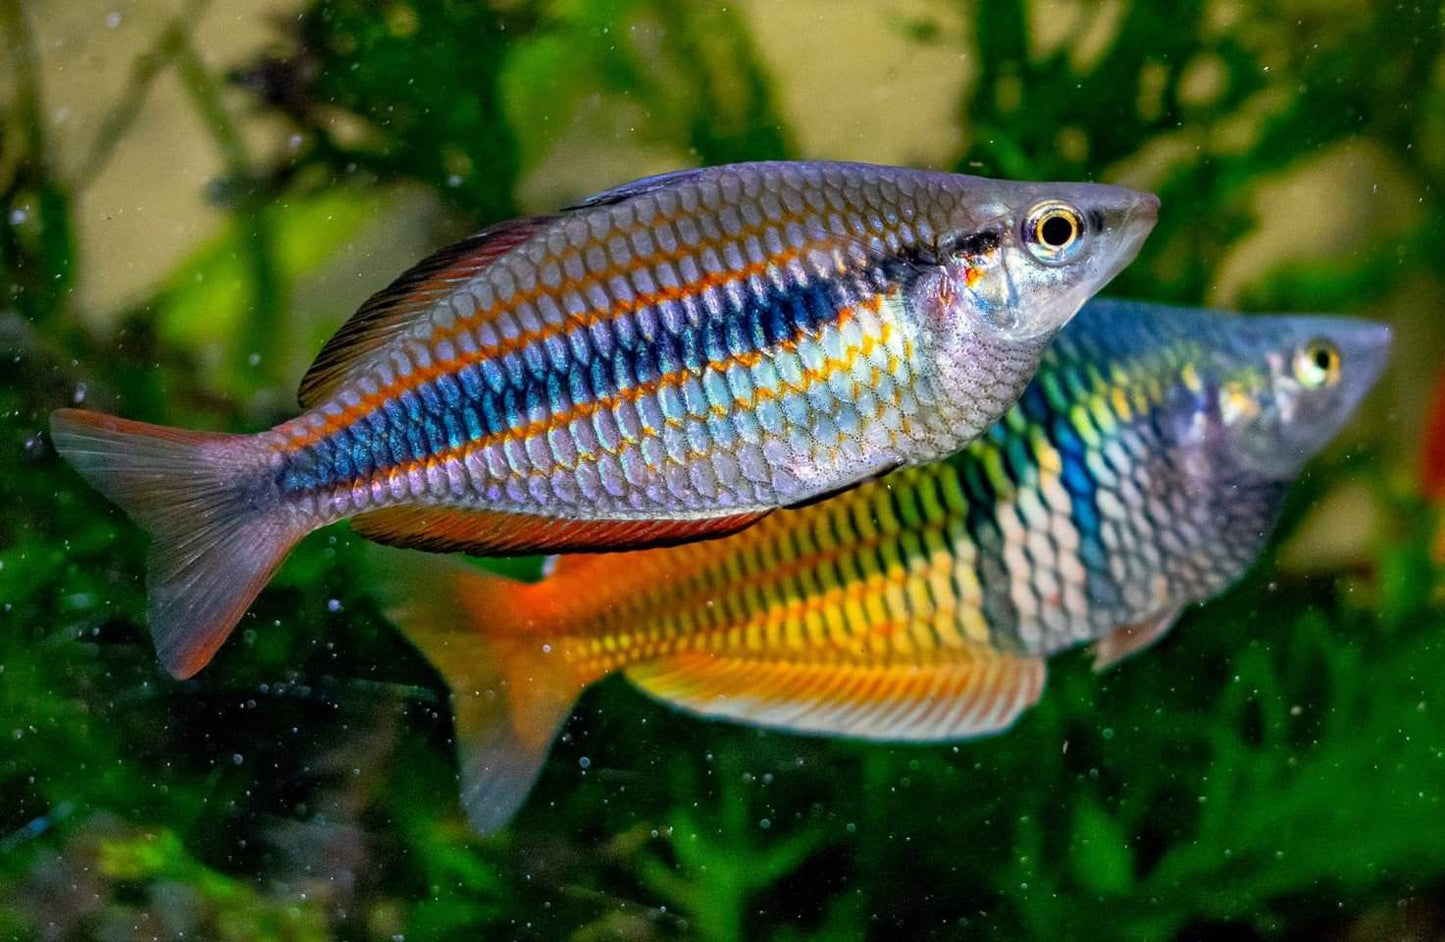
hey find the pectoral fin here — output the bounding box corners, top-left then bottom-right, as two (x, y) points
(1093, 607), (1183, 671)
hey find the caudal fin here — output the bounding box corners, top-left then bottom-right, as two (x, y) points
(373, 550), (583, 833)
(49, 409), (300, 678)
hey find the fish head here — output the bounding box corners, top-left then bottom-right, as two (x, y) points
(936, 180), (1159, 343)
(1216, 315), (1392, 480)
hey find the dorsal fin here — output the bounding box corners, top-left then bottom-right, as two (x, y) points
(563, 167), (712, 210)
(297, 214), (556, 408)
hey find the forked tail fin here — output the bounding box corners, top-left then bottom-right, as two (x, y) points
(49, 409), (301, 678)
(373, 550), (585, 833)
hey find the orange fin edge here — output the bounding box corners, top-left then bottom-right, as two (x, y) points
(352, 504), (770, 556)
(298, 214), (557, 408)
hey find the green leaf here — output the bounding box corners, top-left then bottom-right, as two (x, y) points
(1069, 798), (1134, 896)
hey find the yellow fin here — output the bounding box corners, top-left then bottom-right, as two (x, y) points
(625, 644), (1046, 742)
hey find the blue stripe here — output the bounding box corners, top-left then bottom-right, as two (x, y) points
(276, 264), (867, 496)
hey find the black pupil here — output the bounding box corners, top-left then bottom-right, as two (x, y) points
(1313, 347), (1333, 370)
(1040, 214), (1075, 248)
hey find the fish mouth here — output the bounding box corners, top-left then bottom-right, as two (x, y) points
(1128, 192), (1161, 226)
(1107, 191), (1160, 275)
(1338, 320), (1393, 413)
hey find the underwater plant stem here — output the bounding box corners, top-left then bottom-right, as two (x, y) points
(0, 0), (46, 176)
(77, 1), (215, 186)
(0, 0), (75, 326)
(167, 28), (285, 392)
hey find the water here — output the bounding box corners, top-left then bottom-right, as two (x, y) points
(2, 1), (1441, 939)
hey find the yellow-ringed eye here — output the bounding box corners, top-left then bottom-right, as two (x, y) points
(1024, 201), (1084, 264)
(1293, 339), (1341, 389)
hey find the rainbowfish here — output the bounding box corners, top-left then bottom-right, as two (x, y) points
(375, 298), (1390, 832)
(49, 161), (1156, 679)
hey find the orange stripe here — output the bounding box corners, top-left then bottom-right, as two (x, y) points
(282, 243), (825, 451)
(285, 206), (841, 449)
(345, 292), (892, 497)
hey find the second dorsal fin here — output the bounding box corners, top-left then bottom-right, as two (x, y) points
(297, 214), (556, 408)
(563, 167), (711, 210)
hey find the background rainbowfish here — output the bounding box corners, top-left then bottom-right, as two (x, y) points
(49, 161), (1156, 679)
(377, 298), (1391, 833)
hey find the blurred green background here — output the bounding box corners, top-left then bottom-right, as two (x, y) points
(4, 0), (1445, 939)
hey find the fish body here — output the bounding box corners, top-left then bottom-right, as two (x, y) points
(378, 298), (1391, 831)
(50, 161), (1157, 678)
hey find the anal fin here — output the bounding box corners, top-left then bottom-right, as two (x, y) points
(353, 504), (770, 556)
(1093, 607), (1183, 671)
(625, 643), (1046, 743)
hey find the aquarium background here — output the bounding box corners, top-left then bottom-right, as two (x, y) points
(4, 0), (1445, 939)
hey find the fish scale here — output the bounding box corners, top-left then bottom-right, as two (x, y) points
(51, 160), (1158, 680)
(269, 164), (1035, 521)
(373, 299), (1391, 833)
(514, 302), (1299, 672)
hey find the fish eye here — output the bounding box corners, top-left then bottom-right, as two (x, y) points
(1293, 339), (1342, 389)
(1023, 201), (1085, 264)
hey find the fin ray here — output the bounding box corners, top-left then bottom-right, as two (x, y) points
(374, 552), (582, 833)
(625, 644), (1046, 742)
(298, 214), (556, 408)
(1093, 607), (1183, 671)
(353, 504), (768, 556)
(49, 409), (299, 677)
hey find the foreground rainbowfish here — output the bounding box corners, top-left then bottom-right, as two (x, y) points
(377, 299), (1391, 832)
(50, 161), (1156, 678)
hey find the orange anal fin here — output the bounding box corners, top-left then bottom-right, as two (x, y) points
(1093, 606), (1183, 672)
(625, 643), (1047, 742)
(298, 214), (558, 408)
(352, 504), (770, 556)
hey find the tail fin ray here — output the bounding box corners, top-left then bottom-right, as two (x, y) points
(374, 551), (583, 833)
(49, 409), (298, 678)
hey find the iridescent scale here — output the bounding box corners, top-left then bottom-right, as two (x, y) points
(263, 163), (1033, 523)
(530, 301), (1288, 675)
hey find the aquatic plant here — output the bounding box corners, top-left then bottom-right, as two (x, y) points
(4, 0), (1442, 938)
